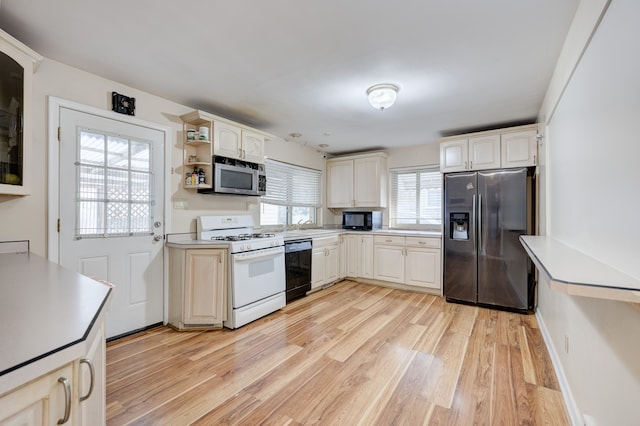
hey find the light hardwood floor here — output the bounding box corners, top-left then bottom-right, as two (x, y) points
(106, 280), (570, 425)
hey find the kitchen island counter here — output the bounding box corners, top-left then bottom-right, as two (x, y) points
(0, 251), (112, 395)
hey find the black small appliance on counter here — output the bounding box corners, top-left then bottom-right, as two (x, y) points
(342, 211), (382, 231)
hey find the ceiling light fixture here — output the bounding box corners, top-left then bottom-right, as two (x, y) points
(367, 84), (399, 111)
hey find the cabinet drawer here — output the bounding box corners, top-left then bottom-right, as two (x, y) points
(374, 235), (405, 246)
(405, 237), (441, 248)
(313, 235), (339, 248)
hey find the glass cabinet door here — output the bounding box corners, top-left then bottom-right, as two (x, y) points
(0, 29), (41, 196)
(0, 52), (24, 189)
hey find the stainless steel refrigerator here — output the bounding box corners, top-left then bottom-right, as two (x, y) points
(443, 167), (535, 312)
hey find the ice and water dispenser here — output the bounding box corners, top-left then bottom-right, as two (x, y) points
(449, 212), (469, 240)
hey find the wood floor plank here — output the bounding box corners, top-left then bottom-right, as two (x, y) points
(519, 324), (538, 385)
(492, 344), (518, 425)
(106, 280), (570, 425)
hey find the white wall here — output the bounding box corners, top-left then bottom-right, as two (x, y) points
(0, 56), (323, 256)
(537, 0), (640, 424)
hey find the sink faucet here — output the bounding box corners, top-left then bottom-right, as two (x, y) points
(296, 219), (314, 231)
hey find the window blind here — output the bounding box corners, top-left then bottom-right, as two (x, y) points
(263, 159), (322, 207)
(390, 165), (442, 227)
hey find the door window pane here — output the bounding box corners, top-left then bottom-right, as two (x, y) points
(76, 129), (154, 238)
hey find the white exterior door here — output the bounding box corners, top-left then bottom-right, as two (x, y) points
(58, 107), (165, 339)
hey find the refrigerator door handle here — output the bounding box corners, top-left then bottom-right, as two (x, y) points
(478, 194), (482, 253)
(472, 194), (476, 247)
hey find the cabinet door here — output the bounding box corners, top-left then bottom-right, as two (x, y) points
(184, 249), (226, 325)
(469, 135), (501, 170)
(405, 247), (441, 289)
(213, 121), (242, 160)
(439, 139), (469, 173)
(374, 244), (405, 283)
(360, 236), (374, 279)
(338, 236), (347, 279)
(311, 247), (326, 289)
(241, 130), (265, 163)
(353, 156), (386, 207)
(346, 235), (359, 277)
(325, 245), (339, 283)
(0, 363), (74, 426)
(326, 159), (354, 208)
(501, 130), (537, 168)
(79, 321), (106, 426)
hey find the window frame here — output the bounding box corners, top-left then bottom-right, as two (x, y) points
(260, 159), (322, 230)
(389, 164), (442, 231)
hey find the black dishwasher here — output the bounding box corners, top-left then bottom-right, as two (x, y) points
(284, 239), (312, 303)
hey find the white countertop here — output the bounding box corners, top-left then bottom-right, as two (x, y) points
(0, 252), (112, 379)
(520, 235), (640, 303)
(166, 229), (442, 247)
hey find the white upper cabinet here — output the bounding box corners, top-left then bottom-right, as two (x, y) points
(213, 121), (242, 160)
(213, 122), (265, 163)
(468, 135), (501, 170)
(240, 130), (265, 164)
(501, 129), (537, 168)
(327, 153), (387, 208)
(0, 29), (42, 196)
(353, 155), (387, 207)
(182, 112), (269, 165)
(439, 139), (469, 173)
(326, 159), (353, 207)
(439, 124), (538, 172)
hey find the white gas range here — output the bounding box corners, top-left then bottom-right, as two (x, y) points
(197, 215), (285, 329)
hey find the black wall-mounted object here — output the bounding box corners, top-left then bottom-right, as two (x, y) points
(112, 92), (136, 116)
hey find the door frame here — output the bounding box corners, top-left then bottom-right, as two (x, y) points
(47, 96), (173, 325)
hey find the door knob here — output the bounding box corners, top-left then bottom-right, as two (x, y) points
(154, 221), (162, 228)
(153, 234), (163, 242)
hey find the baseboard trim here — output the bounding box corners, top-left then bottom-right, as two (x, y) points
(106, 322), (164, 343)
(535, 310), (584, 426)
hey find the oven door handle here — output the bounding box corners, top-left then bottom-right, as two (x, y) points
(233, 248), (284, 262)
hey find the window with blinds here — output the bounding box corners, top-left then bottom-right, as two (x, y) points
(390, 165), (442, 229)
(260, 159), (322, 226)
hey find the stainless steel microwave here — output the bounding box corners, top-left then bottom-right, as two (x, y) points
(342, 211), (382, 230)
(198, 156), (266, 196)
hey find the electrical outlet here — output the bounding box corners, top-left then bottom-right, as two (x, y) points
(564, 335), (569, 354)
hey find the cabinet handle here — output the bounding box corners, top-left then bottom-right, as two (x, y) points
(464, 161), (468, 170)
(418, 241), (426, 245)
(470, 160), (473, 169)
(57, 377), (71, 424)
(79, 358), (95, 402)
(533, 154), (537, 165)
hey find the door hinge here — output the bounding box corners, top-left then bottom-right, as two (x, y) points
(57, 218), (60, 233)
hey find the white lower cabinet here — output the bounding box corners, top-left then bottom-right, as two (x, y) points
(169, 248), (227, 329)
(338, 235), (347, 280)
(345, 235), (375, 279)
(0, 363), (75, 426)
(311, 236), (339, 289)
(405, 240), (441, 289)
(373, 235), (441, 290)
(373, 236), (405, 283)
(360, 235), (374, 279)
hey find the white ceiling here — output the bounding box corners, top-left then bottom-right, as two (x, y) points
(0, 0), (578, 155)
